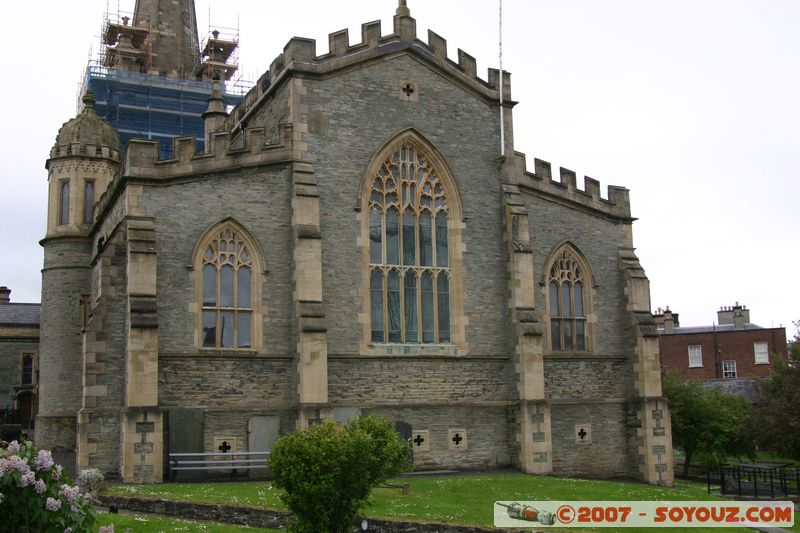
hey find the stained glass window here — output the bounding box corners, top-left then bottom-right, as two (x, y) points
(369, 143), (451, 344)
(200, 226), (254, 349)
(548, 247), (587, 352)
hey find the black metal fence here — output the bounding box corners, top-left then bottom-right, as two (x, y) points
(709, 465), (800, 499)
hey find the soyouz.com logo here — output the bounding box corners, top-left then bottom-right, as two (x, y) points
(493, 501), (794, 528)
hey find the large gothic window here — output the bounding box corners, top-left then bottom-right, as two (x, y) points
(198, 224), (258, 350)
(547, 246), (589, 352)
(368, 142), (451, 344)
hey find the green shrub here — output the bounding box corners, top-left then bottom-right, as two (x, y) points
(0, 440), (98, 532)
(268, 415), (410, 533)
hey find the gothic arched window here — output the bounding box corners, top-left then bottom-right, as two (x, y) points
(547, 246), (590, 352)
(368, 142), (451, 344)
(196, 222), (261, 350)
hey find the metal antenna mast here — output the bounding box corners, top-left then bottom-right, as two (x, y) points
(499, 0), (505, 157)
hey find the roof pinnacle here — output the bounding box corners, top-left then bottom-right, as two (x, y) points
(396, 0), (410, 17)
(82, 90), (97, 112)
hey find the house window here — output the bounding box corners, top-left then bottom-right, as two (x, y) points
(21, 354), (33, 385)
(84, 181), (95, 223)
(688, 345), (703, 367)
(369, 142), (451, 344)
(59, 180), (70, 225)
(198, 224), (258, 350)
(722, 360), (737, 379)
(753, 341), (769, 364)
(547, 247), (588, 351)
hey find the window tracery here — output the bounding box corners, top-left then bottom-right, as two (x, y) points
(199, 225), (255, 350)
(547, 246), (588, 352)
(368, 142), (451, 344)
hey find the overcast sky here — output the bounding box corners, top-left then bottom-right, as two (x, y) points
(2, 1), (798, 338)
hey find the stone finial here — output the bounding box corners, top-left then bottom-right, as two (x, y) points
(0, 286), (10, 304)
(397, 0), (411, 17)
(82, 90), (97, 111)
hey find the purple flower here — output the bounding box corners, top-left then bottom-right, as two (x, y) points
(33, 449), (54, 471)
(98, 525), (115, 533)
(0, 458), (8, 476)
(54, 464), (62, 480)
(35, 479), (47, 494)
(18, 470), (35, 487)
(10, 456), (30, 474)
(45, 497), (62, 512)
(7, 440), (20, 455)
(59, 484), (80, 503)
(64, 528), (73, 533)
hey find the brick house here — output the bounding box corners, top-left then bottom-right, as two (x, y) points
(655, 304), (787, 383)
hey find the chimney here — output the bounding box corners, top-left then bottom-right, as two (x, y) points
(718, 305), (734, 326)
(663, 307), (675, 334)
(0, 286), (10, 304)
(733, 303), (748, 329)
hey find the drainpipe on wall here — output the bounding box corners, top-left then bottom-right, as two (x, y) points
(713, 323), (721, 379)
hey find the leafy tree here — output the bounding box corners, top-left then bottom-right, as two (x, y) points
(756, 321), (800, 460)
(663, 374), (756, 476)
(268, 415), (411, 533)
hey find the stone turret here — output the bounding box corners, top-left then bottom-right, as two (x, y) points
(38, 91), (120, 463)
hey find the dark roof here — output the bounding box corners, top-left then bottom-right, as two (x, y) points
(660, 323), (764, 335)
(0, 303), (41, 326)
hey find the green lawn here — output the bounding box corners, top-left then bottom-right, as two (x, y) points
(95, 512), (281, 532)
(103, 473), (798, 532)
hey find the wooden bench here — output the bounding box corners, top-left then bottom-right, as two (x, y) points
(169, 451), (270, 481)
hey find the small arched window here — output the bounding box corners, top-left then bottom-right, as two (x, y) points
(59, 180), (70, 225)
(368, 142), (451, 344)
(196, 223), (260, 350)
(547, 246), (589, 352)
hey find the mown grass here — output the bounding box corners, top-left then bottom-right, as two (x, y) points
(94, 512), (281, 532)
(103, 472), (798, 532)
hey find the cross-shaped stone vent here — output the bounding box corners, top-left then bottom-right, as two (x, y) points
(448, 428), (468, 450)
(574, 424), (592, 445)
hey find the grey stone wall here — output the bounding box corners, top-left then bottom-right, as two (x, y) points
(139, 167), (294, 357)
(34, 416), (76, 456)
(364, 405), (511, 470)
(328, 357), (511, 404)
(85, 411), (121, 477)
(94, 235), (129, 408)
(550, 402), (628, 478)
(100, 495), (535, 533)
(544, 359), (630, 400)
(38, 237), (92, 452)
(159, 357), (295, 408)
(248, 80), (291, 145)
(523, 192), (632, 357)
(300, 55), (512, 357)
(0, 340), (36, 410)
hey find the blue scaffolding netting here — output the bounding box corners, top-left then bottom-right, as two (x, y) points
(82, 64), (245, 159)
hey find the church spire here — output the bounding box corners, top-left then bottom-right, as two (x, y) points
(132, 0), (200, 78)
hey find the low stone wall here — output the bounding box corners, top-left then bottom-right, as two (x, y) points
(98, 495), (533, 532)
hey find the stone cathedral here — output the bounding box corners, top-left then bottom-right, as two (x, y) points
(37, 0), (673, 485)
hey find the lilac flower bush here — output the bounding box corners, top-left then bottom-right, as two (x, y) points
(0, 440), (97, 532)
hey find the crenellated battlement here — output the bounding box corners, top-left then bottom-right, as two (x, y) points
(48, 142), (120, 164)
(510, 151), (632, 220)
(225, 9), (511, 130)
(93, 124), (295, 221)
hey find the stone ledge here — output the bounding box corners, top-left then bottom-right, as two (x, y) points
(98, 495), (531, 532)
